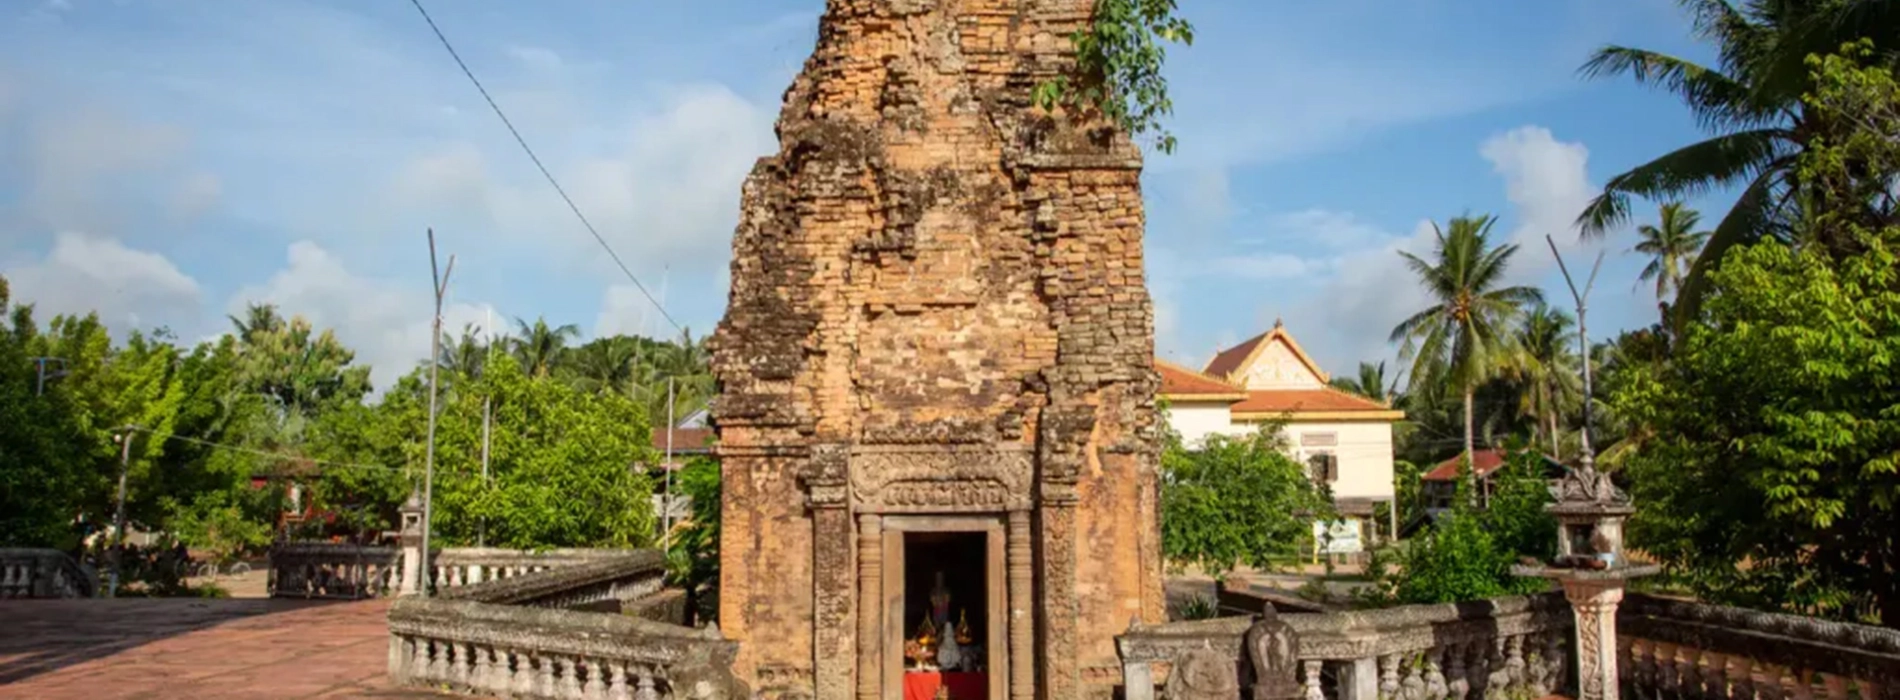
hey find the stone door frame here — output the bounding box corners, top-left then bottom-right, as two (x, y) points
(870, 514), (1010, 700)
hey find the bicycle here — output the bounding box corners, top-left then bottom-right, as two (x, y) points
(195, 561), (254, 579)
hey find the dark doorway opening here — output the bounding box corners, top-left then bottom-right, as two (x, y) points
(902, 531), (987, 670)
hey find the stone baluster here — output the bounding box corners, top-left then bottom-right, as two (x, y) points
(539, 651), (559, 698)
(584, 658), (608, 700)
(1730, 655), (1757, 700)
(518, 652), (541, 698)
(1380, 654), (1401, 700)
(1484, 638), (1510, 700)
(1818, 674), (1848, 700)
(476, 645), (500, 693)
(634, 671), (662, 700)
(1424, 649), (1447, 700)
(1402, 653), (1428, 700)
(1680, 646), (1705, 699)
(1527, 637), (1551, 700)
(1445, 642), (1470, 700)
(1507, 635), (1527, 693)
(1304, 660), (1326, 700)
(609, 661), (631, 700)
(1657, 642), (1681, 697)
(1761, 666), (1790, 700)
(1790, 669), (1816, 700)
(560, 657), (583, 697)
(1702, 652), (1730, 700)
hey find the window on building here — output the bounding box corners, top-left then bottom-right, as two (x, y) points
(1307, 452), (1338, 483)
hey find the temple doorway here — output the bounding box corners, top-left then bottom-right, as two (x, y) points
(879, 517), (1006, 700)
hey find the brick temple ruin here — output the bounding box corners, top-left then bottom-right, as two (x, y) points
(706, 0), (1164, 699)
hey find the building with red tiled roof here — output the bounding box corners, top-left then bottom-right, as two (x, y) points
(1419, 448), (1568, 515)
(1157, 320), (1406, 543)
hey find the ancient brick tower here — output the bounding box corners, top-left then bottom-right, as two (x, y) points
(707, 1), (1162, 699)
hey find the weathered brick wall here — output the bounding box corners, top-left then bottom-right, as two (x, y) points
(710, 0), (1163, 697)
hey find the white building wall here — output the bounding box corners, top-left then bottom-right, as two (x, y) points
(1165, 403), (1238, 447)
(1162, 407), (1397, 502)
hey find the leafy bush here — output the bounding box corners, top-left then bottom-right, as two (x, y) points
(1172, 593), (1218, 621)
(1368, 449), (1554, 605)
(1160, 421), (1335, 577)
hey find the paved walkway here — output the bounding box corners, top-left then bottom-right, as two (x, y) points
(0, 597), (452, 699)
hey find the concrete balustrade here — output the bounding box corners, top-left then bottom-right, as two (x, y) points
(0, 548), (95, 599)
(1618, 594), (1900, 700)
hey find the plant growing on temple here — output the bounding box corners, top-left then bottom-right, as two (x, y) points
(1159, 423), (1335, 576)
(1616, 44), (1900, 628)
(1032, 0), (1192, 153)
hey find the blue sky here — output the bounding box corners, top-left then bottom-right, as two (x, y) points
(0, 0), (1735, 391)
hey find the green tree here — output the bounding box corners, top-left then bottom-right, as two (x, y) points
(1391, 214), (1543, 473)
(1329, 361), (1395, 404)
(1616, 45), (1900, 627)
(1507, 305), (1581, 459)
(508, 316), (579, 378)
(670, 455), (722, 626)
(0, 278), (90, 548)
(1633, 202), (1712, 324)
(385, 354), (657, 549)
(1376, 449), (1554, 605)
(1159, 422), (1334, 576)
(1574, 0), (1900, 320)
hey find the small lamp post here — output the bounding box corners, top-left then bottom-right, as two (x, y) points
(1513, 463), (1658, 700)
(397, 492), (426, 596)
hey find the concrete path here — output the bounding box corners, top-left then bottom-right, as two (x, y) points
(0, 597), (454, 699)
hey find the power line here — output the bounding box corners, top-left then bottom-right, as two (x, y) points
(136, 428), (404, 475)
(406, 0), (685, 334)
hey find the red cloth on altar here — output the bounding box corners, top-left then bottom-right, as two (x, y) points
(903, 671), (987, 700)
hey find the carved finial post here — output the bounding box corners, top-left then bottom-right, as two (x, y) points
(397, 490), (425, 596)
(1514, 463), (1658, 700)
(1246, 603), (1302, 700)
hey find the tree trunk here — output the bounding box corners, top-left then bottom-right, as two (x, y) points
(1464, 388), (1477, 505)
(1549, 412), (1561, 460)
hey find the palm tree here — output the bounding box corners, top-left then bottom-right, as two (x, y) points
(1508, 305), (1582, 459)
(570, 336), (641, 396)
(508, 317), (580, 378)
(1575, 0), (1900, 321)
(438, 323), (490, 380)
(1330, 361), (1396, 404)
(1390, 214), (1544, 470)
(1633, 202), (1713, 327)
(228, 303), (285, 342)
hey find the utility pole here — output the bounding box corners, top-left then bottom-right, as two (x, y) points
(478, 308), (492, 548)
(107, 425), (139, 598)
(1547, 235), (1605, 475)
(32, 357), (68, 396)
(421, 229), (455, 597)
(662, 376), (676, 550)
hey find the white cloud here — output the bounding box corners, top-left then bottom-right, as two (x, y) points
(392, 84), (772, 280)
(1212, 253), (1325, 280)
(506, 46), (565, 72)
(4, 232), (202, 332)
(1480, 126), (1597, 261)
(1256, 210), (1394, 251)
(229, 241), (500, 393)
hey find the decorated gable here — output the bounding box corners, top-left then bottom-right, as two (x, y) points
(1242, 339), (1325, 391)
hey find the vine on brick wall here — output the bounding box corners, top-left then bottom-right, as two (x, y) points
(1033, 0), (1193, 154)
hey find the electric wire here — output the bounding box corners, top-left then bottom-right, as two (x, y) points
(406, 0), (685, 334)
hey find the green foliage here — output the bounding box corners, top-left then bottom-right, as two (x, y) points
(166, 489), (273, 566)
(387, 354), (658, 549)
(1369, 449), (1553, 605)
(0, 280), (90, 548)
(1171, 593), (1218, 621)
(1617, 45), (1900, 626)
(1159, 423), (1335, 576)
(1032, 0), (1192, 153)
(669, 455), (723, 625)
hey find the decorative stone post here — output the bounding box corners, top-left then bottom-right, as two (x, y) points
(1514, 466), (1657, 700)
(398, 491), (425, 596)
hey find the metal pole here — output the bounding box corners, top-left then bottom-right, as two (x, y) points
(107, 425), (138, 598)
(478, 308), (492, 548)
(1547, 236), (1605, 473)
(421, 229), (454, 597)
(663, 376), (676, 550)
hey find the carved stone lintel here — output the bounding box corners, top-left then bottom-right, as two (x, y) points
(848, 444), (1033, 513)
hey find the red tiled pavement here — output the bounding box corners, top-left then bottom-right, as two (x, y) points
(0, 598), (460, 699)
